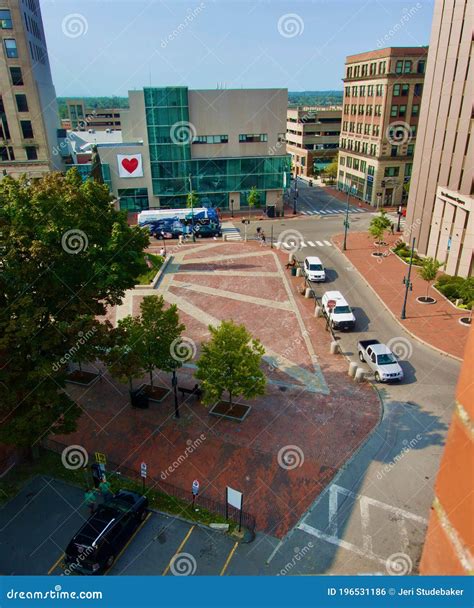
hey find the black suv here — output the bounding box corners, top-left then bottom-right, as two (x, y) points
(64, 490), (148, 574)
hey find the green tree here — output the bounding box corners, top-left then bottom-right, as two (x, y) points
(105, 317), (144, 395)
(195, 320), (266, 407)
(369, 210), (392, 252)
(68, 316), (110, 374)
(247, 186), (260, 218)
(0, 169), (149, 447)
(418, 257), (443, 300)
(186, 190), (199, 209)
(322, 155), (338, 181)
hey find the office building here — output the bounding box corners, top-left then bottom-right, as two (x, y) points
(286, 106), (341, 178)
(66, 99), (122, 132)
(0, 0), (61, 178)
(338, 47), (427, 207)
(405, 0), (473, 277)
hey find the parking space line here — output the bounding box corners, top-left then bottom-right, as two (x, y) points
(105, 511), (152, 575)
(47, 553), (64, 575)
(220, 541), (239, 576)
(162, 525), (195, 576)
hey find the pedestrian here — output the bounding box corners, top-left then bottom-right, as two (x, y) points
(159, 247), (166, 258)
(286, 258), (296, 270)
(99, 477), (113, 503)
(390, 223), (395, 235)
(91, 463), (102, 489)
(260, 231), (266, 245)
(84, 488), (97, 515)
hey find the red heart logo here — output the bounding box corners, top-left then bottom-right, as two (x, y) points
(122, 157), (139, 174)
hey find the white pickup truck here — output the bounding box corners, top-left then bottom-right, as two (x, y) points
(358, 339), (404, 382)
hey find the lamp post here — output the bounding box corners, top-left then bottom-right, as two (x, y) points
(397, 205), (403, 232)
(188, 173), (196, 243)
(171, 370), (180, 419)
(343, 182), (352, 251)
(230, 198), (234, 218)
(401, 237), (415, 320)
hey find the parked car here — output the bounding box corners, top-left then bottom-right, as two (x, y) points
(321, 291), (356, 330)
(64, 490), (148, 574)
(357, 339), (404, 382)
(304, 256), (326, 282)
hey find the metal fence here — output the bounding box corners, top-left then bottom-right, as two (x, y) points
(42, 438), (256, 533)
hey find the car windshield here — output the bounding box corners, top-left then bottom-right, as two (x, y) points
(309, 264), (323, 271)
(334, 305), (351, 314)
(377, 353), (396, 365)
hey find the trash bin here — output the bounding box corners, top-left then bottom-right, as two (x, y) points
(266, 205), (275, 218)
(291, 267), (297, 276)
(309, 180), (313, 187)
(131, 389), (149, 409)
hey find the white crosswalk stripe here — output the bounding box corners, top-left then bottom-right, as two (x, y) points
(307, 240), (315, 247)
(323, 240), (332, 246)
(221, 222), (242, 241)
(301, 207), (368, 216)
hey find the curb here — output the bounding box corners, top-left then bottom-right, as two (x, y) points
(332, 238), (463, 363)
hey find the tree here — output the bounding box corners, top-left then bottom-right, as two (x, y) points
(186, 190), (199, 209)
(247, 186), (259, 218)
(369, 210), (392, 253)
(105, 317), (144, 395)
(195, 320), (266, 407)
(67, 316), (110, 374)
(0, 169), (149, 447)
(418, 257), (443, 300)
(322, 155), (338, 182)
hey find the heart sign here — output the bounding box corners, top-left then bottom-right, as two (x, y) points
(117, 153), (144, 178)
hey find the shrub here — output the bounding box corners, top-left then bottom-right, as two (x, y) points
(435, 275), (474, 308)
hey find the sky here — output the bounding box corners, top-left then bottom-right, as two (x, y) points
(40, 0), (435, 97)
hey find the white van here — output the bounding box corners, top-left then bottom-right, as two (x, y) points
(304, 256), (326, 282)
(321, 290), (356, 330)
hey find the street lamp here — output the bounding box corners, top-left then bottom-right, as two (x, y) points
(401, 237), (416, 320)
(397, 205), (403, 232)
(171, 369), (180, 419)
(188, 173), (196, 243)
(230, 198), (234, 218)
(343, 182), (353, 251)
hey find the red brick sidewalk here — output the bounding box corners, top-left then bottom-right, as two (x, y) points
(333, 232), (468, 360)
(324, 186), (399, 212)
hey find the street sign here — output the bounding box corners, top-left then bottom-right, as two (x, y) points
(140, 462), (147, 479)
(327, 300), (337, 311)
(226, 487), (243, 510)
(192, 479), (200, 496)
(95, 452), (106, 465)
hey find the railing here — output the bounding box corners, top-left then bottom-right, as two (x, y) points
(42, 438), (256, 534)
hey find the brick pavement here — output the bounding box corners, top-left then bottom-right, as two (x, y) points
(55, 241), (380, 537)
(332, 231), (468, 360)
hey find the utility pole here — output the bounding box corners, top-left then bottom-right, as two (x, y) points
(171, 370), (180, 419)
(188, 173), (196, 243)
(343, 182), (351, 251)
(401, 237), (415, 320)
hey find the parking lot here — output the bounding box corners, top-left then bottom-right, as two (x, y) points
(0, 477), (277, 576)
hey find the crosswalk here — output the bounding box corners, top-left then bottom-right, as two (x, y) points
(277, 240), (333, 250)
(300, 208), (367, 216)
(221, 222), (242, 241)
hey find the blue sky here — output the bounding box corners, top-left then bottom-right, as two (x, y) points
(40, 0), (435, 96)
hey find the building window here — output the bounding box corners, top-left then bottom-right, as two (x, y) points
(345, 86), (350, 96)
(352, 86), (358, 96)
(360, 160), (367, 173)
(399, 105), (406, 117)
(366, 105), (373, 116)
(401, 84), (409, 96)
(20, 120), (33, 138)
(412, 104), (419, 116)
(376, 84), (383, 96)
(9, 67), (23, 85)
(417, 60), (426, 74)
(373, 125), (380, 136)
(193, 134), (228, 144)
(368, 165), (375, 176)
(353, 158), (360, 170)
(384, 166), (399, 177)
(374, 105), (382, 116)
(405, 163), (412, 177)
(347, 157), (352, 168)
(391, 103), (398, 116)
(0, 9), (12, 28)
(370, 62), (376, 75)
(369, 144), (377, 155)
(359, 85), (366, 96)
(410, 125), (417, 137)
(378, 61), (386, 74)
(395, 60), (404, 74)
(362, 64), (368, 76)
(0, 146), (15, 161)
(347, 66), (352, 78)
(414, 83), (423, 97)
(407, 144), (414, 156)
(4, 38), (18, 58)
(239, 133), (267, 143)
(364, 124), (370, 135)
(340, 156), (345, 166)
(354, 65), (360, 77)
(25, 146), (37, 160)
(391, 146), (398, 157)
(358, 104), (364, 115)
(356, 123), (363, 134)
(15, 93), (28, 112)
(118, 188), (149, 212)
(393, 84), (400, 96)
(404, 60), (412, 73)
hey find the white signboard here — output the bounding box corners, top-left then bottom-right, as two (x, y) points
(140, 462), (147, 478)
(226, 486), (243, 510)
(117, 153), (144, 178)
(192, 479), (200, 496)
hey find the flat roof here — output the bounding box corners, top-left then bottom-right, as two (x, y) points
(346, 46), (428, 63)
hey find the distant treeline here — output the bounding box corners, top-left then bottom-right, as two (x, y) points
(288, 90), (343, 107)
(57, 97), (129, 119)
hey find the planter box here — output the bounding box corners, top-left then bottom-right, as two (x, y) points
(66, 370), (99, 386)
(209, 400), (251, 422)
(138, 383), (170, 403)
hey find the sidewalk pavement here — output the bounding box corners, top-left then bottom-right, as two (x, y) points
(324, 186), (399, 213)
(332, 231), (468, 360)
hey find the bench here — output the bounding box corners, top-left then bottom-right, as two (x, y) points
(178, 385), (202, 400)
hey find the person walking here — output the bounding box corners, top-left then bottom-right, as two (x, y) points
(84, 488), (97, 515)
(99, 477), (113, 503)
(260, 231), (266, 246)
(91, 463), (102, 489)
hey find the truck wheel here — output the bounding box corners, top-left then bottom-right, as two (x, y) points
(358, 352), (365, 362)
(374, 372), (381, 382)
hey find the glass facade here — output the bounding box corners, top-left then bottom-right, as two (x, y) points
(118, 188), (149, 211)
(144, 87), (289, 208)
(72, 163), (112, 187)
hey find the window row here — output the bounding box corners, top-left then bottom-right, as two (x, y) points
(238, 133), (268, 143)
(343, 122), (381, 136)
(0, 145), (37, 161)
(346, 58), (426, 79)
(193, 134), (228, 144)
(0, 9), (13, 28)
(344, 103), (383, 116)
(341, 139), (378, 156)
(344, 84), (384, 97)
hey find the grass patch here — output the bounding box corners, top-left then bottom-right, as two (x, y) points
(0, 449), (235, 532)
(135, 253), (164, 284)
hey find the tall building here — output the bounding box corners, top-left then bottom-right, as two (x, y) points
(88, 87), (289, 213)
(0, 0), (61, 178)
(338, 47), (428, 207)
(286, 106), (341, 179)
(66, 99), (122, 132)
(405, 0), (473, 278)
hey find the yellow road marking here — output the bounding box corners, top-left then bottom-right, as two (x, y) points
(220, 542), (238, 576)
(105, 511), (152, 575)
(162, 525), (195, 576)
(47, 553), (64, 575)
